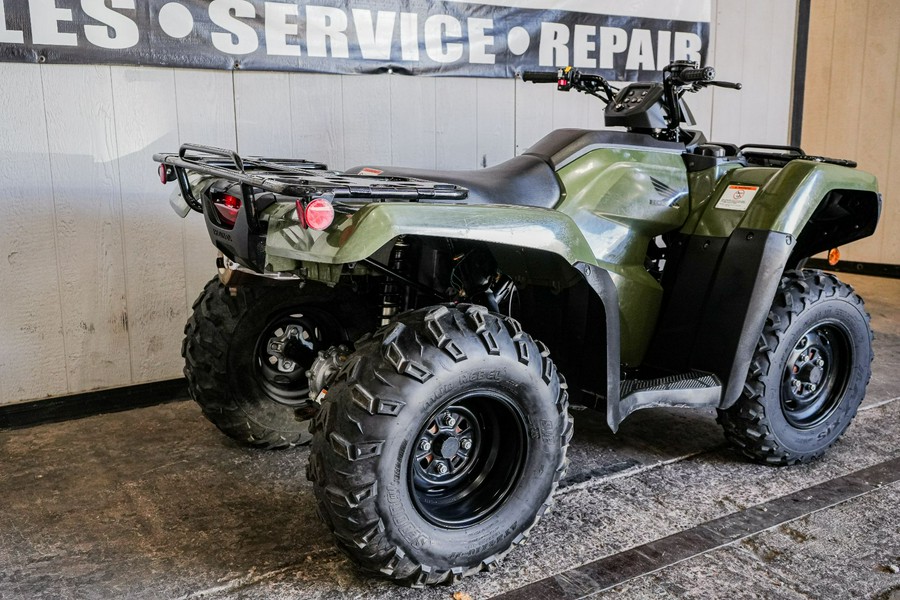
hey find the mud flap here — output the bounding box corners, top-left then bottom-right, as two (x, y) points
(642, 228), (796, 417)
(572, 263), (623, 430)
(691, 229), (796, 408)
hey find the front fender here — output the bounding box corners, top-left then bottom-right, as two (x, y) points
(265, 202), (598, 266)
(738, 160), (879, 235)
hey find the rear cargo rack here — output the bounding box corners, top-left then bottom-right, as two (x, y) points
(738, 143), (857, 169)
(153, 143), (469, 216)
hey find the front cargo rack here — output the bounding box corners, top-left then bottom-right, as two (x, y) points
(738, 143), (857, 169)
(153, 143), (469, 215)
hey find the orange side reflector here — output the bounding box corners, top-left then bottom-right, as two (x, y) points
(827, 248), (841, 266)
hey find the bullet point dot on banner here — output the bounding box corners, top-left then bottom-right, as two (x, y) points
(507, 27), (530, 55)
(158, 2), (194, 39)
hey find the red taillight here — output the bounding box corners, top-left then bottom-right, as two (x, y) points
(295, 199), (306, 228)
(213, 194), (241, 227)
(304, 198), (334, 230)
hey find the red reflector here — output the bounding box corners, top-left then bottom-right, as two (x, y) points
(304, 198), (334, 230)
(158, 164), (168, 184)
(213, 194), (241, 227)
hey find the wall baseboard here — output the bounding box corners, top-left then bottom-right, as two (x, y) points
(806, 259), (900, 279)
(0, 379), (188, 431)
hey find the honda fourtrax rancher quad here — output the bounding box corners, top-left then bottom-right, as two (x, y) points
(154, 61), (881, 586)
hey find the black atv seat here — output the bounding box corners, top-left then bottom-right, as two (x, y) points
(347, 154), (561, 209)
(348, 129), (687, 209)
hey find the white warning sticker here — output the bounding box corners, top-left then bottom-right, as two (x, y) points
(358, 167), (383, 176)
(715, 185), (759, 211)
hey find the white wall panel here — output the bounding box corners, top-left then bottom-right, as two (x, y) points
(390, 76), (437, 170)
(342, 75), (392, 169)
(475, 78), (516, 167)
(436, 78), (478, 170)
(0, 2), (803, 404)
(707, 0), (798, 146)
(514, 77), (556, 154)
(40, 65), (131, 393)
(234, 72), (293, 157)
(111, 67), (186, 383)
(289, 73), (345, 169)
(174, 70), (237, 306)
(0, 64), (68, 403)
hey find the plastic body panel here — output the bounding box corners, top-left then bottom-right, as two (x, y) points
(264, 202), (597, 268)
(266, 140), (690, 366)
(684, 159), (879, 240)
(257, 132), (880, 427)
(555, 146), (689, 365)
(647, 159), (881, 409)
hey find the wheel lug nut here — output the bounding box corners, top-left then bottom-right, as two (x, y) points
(419, 440), (431, 452)
(806, 383), (817, 392)
(461, 438), (472, 450)
(816, 359), (824, 367)
(436, 462), (448, 475)
(443, 414), (456, 427)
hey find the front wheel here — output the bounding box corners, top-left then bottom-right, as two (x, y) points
(718, 270), (873, 465)
(307, 305), (573, 586)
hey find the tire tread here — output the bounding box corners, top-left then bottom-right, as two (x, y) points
(307, 304), (571, 587)
(717, 269), (873, 465)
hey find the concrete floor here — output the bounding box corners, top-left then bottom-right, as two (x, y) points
(1, 273), (898, 600)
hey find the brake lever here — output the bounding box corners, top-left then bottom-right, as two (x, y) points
(708, 80), (743, 90)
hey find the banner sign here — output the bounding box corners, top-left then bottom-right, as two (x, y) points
(0, 1), (710, 79)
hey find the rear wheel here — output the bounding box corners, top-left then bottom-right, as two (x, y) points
(307, 305), (572, 586)
(183, 277), (370, 449)
(718, 270), (873, 465)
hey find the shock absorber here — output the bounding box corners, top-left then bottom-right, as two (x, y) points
(379, 237), (410, 326)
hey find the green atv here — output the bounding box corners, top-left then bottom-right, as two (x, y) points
(154, 60), (881, 587)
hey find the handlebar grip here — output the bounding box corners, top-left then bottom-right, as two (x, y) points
(522, 70), (559, 83)
(681, 66), (716, 82)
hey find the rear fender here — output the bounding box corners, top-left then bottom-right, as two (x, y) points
(264, 202), (598, 266)
(265, 202), (625, 417)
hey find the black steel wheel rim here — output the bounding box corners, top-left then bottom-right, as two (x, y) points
(253, 307), (342, 407)
(409, 390), (528, 529)
(780, 321), (853, 429)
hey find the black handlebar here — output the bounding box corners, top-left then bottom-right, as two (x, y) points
(680, 66), (716, 82)
(521, 70), (559, 83)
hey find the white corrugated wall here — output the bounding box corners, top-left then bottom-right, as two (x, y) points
(0, 0), (799, 405)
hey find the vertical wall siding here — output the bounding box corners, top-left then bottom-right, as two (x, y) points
(802, 0), (900, 264)
(174, 70), (237, 305)
(0, 0), (799, 405)
(0, 65), (68, 403)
